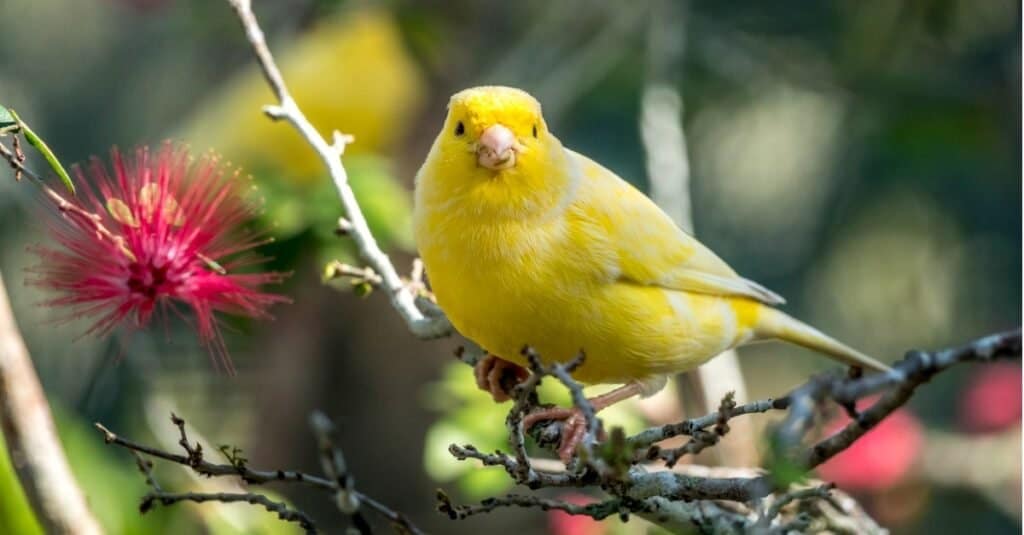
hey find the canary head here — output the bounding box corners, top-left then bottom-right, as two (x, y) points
(418, 86), (575, 221)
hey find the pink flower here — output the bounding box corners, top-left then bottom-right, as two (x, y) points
(548, 494), (606, 535)
(30, 144), (288, 372)
(816, 398), (923, 492)
(958, 362), (1022, 433)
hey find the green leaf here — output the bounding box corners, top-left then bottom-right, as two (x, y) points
(9, 110), (75, 195)
(0, 105), (16, 135)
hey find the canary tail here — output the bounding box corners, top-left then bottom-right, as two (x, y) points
(754, 308), (892, 373)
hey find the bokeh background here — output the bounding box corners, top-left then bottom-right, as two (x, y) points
(0, 0), (1020, 533)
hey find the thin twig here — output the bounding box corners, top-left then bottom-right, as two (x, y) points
(224, 0), (449, 339)
(130, 449), (318, 533)
(762, 483), (835, 524)
(643, 392), (747, 466)
(447, 444), (585, 488)
(437, 490), (623, 521)
(142, 491), (316, 533)
(310, 411), (372, 534)
(792, 329), (1022, 470)
(96, 420), (334, 491)
(98, 413), (427, 535)
(628, 396), (789, 450)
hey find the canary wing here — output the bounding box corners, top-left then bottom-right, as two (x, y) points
(569, 150), (785, 306)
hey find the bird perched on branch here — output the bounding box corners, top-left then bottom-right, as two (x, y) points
(413, 86), (890, 461)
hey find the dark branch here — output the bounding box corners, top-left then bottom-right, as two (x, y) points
(142, 491), (317, 534)
(129, 449), (317, 533)
(441, 329), (1022, 532)
(97, 412), (425, 535)
(437, 489), (624, 521)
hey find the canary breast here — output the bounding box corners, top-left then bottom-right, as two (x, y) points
(415, 176), (760, 385)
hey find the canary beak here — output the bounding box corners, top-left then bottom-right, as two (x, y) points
(477, 124), (517, 170)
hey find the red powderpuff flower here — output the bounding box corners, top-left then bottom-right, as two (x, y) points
(816, 397), (923, 492)
(29, 144), (289, 372)
(958, 362), (1022, 433)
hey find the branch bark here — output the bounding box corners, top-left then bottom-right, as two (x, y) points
(443, 329), (1019, 533)
(0, 271), (104, 535)
(225, 0), (450, 341)
(98, 412), (425, 535)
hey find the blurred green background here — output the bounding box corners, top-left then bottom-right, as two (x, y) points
(0, 0), (1019, 533)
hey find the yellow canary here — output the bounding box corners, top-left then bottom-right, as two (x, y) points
(413, 87), (888, 442)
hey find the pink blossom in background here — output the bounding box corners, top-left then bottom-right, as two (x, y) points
(548, 493), (606, 535)
(817, 398), (924, 492)
(957, 362), (1022, 433)
(29, 144), (289, 372)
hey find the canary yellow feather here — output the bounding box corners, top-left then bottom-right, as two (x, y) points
(413, 86), (889, 388)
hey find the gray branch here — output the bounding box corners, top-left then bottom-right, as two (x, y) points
(442, 329), (1020, 533)
(97, 413), (424, 535)
(131, 451), (316, 534)
(224, 0), (450, 340)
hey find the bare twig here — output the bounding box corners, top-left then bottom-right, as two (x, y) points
(447, 443), (585, 489)
(130, 451), (317, 533)
(628, 396), (789, 450)
(645, 392), (744, 467)
(143, 491), (316, 534)
(224, 0), (449, 339)
(309, 411), (372, 534)
(0, 272), (104, 535)
(760, 483), (835, 526)
(437, 489), (623, 521)
(97, 419), (331, 489)
(98, 413), (426, 535)
(789, 329), (1021, 470)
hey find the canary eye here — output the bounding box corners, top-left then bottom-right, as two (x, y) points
(532, 124), (538, 138)
(454, 121), (465, 136)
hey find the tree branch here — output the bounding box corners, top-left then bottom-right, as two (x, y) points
(0, 271), (104, 535)
(442, 329), (1020, 533)
(131, 450), (317, 534)
(97, 412), (425, 535)
(224, 0), (449, 340)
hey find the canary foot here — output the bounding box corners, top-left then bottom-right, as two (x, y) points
(523, 382), (645, 463)
(474, 354), (529, 402)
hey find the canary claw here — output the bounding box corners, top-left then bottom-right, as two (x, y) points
(523, 407), (592, 463)
(474, 354), (529, 402)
